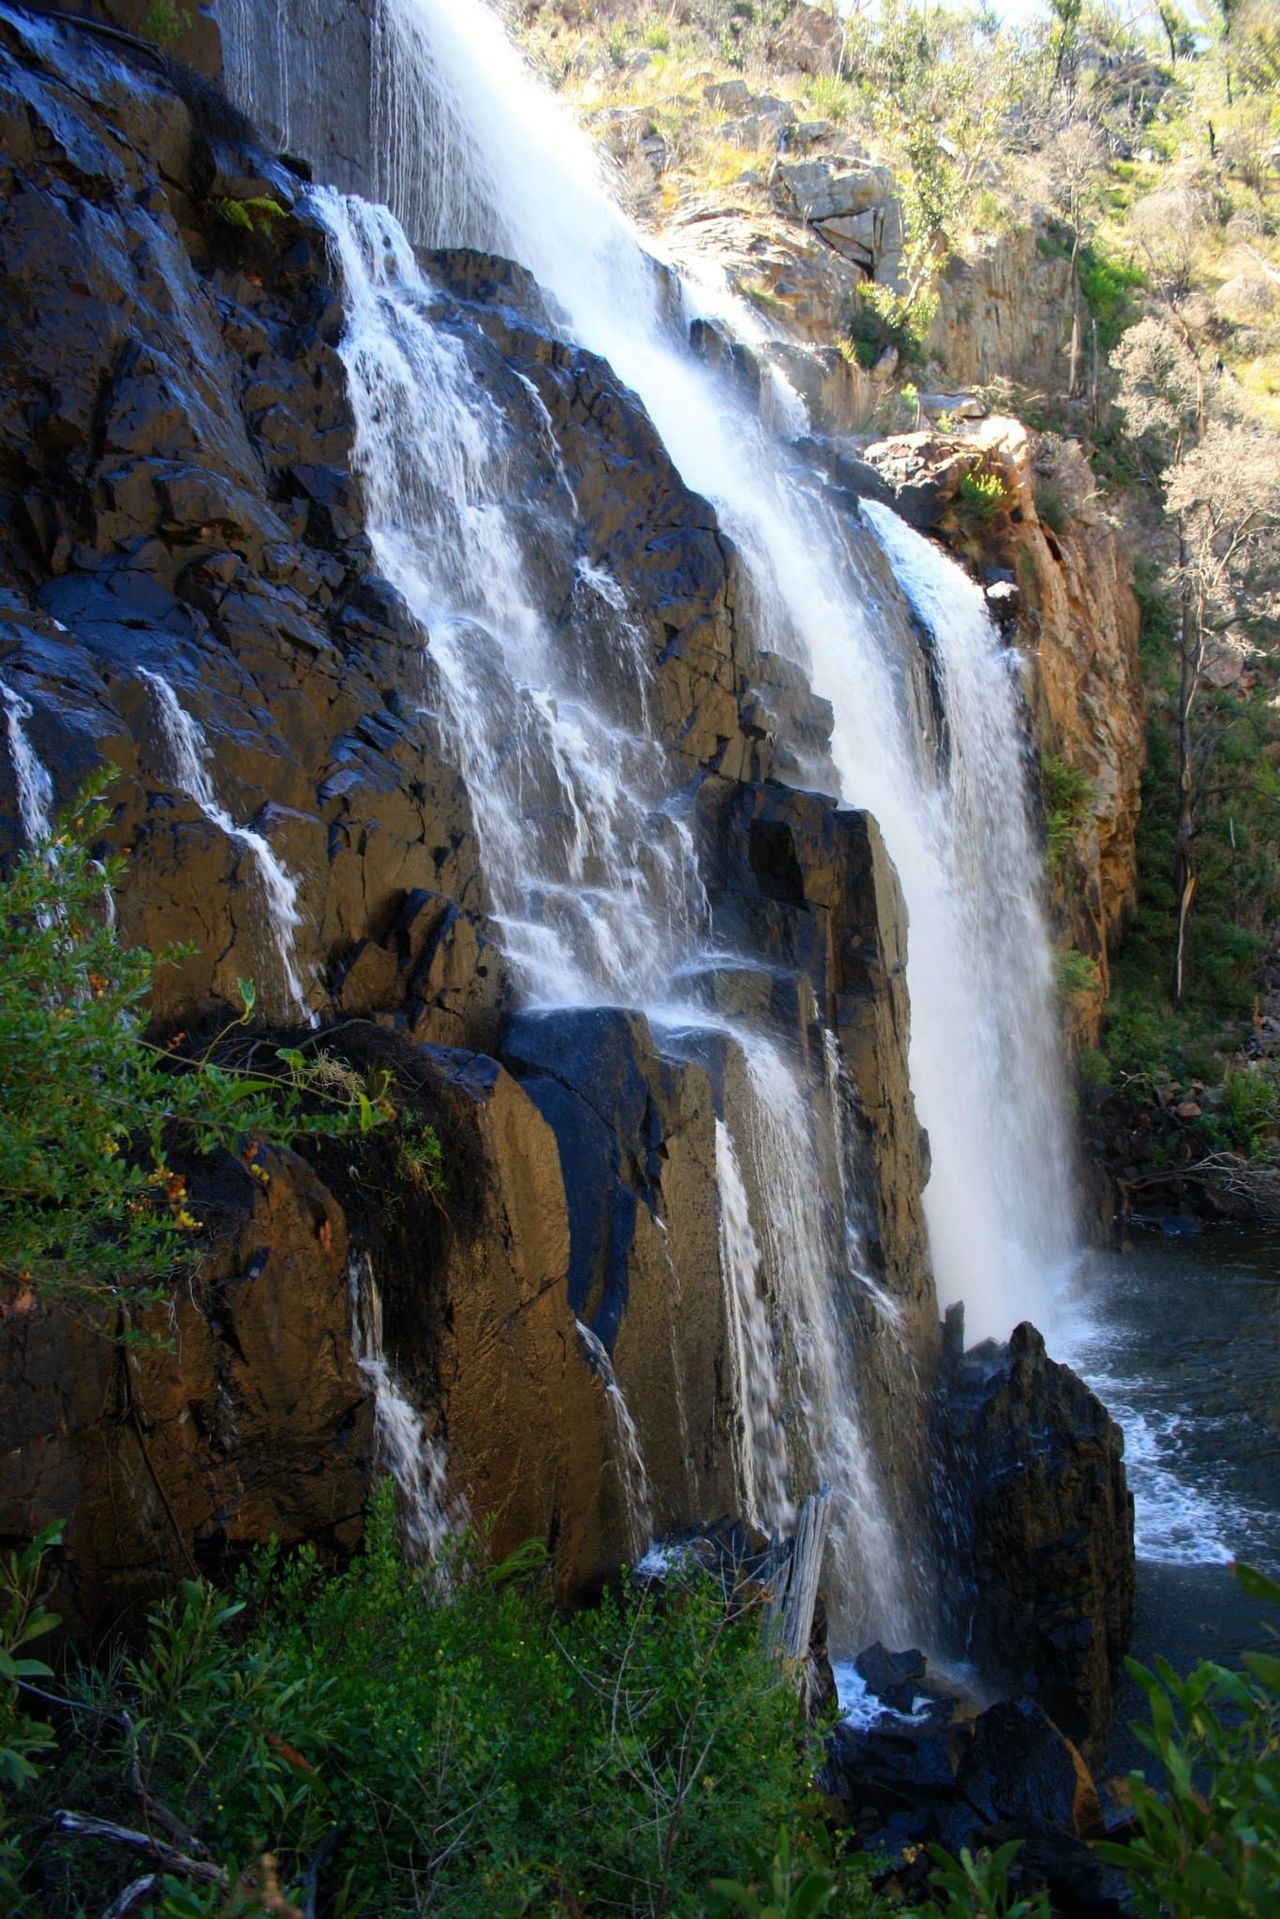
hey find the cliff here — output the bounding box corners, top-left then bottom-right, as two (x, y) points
(0, 0), (935, 1627)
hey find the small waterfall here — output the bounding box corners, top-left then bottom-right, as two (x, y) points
(574, 1318), (654, 1560)
(350, 1254), (460, 1563)
(0, 681), (54, 846)
(140, 670), (313, 1025)
(714, 1118), (793, 1540)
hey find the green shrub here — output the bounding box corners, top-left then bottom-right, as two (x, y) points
(19, 1489), (831, 1917)
(1041, 752), (1094, 876)
(1035, 488), (1067, 536)
(141, 0), (194, 51)
(0, 777), (380, 1317)
(1055, 947), (1101, 1000)
(957, 468), (1008, 524)
(1077, 244), (1147, 353)
(1096, 1565), (1280, 1918)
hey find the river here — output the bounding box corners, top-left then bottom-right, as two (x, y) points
(1060, 1227), (1280, 1766)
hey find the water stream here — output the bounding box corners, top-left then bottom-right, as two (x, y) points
(140, 669), (313, 1025)
(218, 0), (1081, 1643)
(350, 1253), (460, 1564)
(0, 680), (54, 846)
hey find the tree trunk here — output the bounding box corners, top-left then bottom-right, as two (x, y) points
(1171, 523), (1199, 1009)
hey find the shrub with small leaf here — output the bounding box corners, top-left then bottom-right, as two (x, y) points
(957, 468), (1008, 525)
(0, 776), (381, 1317)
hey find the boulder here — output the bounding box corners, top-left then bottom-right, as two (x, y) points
(776, 158), (897, 223)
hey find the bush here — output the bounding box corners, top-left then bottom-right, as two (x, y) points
(18, 1489), (835, 1917)
(1096, 1565), (1280, 1918)
(1041, 752), (1094, 876)
(957, 468), (1008, 524)
(0, 778), (383, 1318)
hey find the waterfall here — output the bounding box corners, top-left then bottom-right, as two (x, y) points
(574, 1318), (654, 1560)
(859, 506), (1076, 1340)
(350, 1254), (460, 1564)
(139, 669), (313, 1026)
(216, 0), (1079, 1639)
(346, 0), (1077, 1341)
(0, 681), (54, 846)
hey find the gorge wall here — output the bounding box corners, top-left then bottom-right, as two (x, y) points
(0, 0), (934, 1630)
(0, 0), (1134, 1746)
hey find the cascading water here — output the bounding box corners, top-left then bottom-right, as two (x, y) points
(315, 180), (909, 1627)
(349, 0), (1079, 1340)
(139, 669), (313, 1026)
(714, 1117), (792, 1540)
(350, 1253), (460, 1563)
(216, 0), (1081, 1642)
(0, 681), (54, 846)
(858, 505), (1077, 1339)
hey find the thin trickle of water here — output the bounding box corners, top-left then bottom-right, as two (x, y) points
(714, 1117), (793, 1539)
(575, 1317), (654, 1560)
(139, 670), (313, 1025)
(0, 681), (54, 846)
(350, 1254), (461, 1564)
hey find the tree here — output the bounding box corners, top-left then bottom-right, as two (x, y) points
(1115, 323), (1280, 1006)
(1162, 424), (1280, 1004)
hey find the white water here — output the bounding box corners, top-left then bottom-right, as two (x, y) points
(859, 505), (1076, 1340)
(350, 1253), (461, 1564)
(358, 0), (1076, 1345)
(140, 669), (313, 1025)
(575, 1318), (654, 1560)
(217, 0), (1080, 1641)
(714, 1117), (792, 1539)
(0, 681), (54, 845)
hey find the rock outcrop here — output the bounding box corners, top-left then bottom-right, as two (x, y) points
(934, 1320), (1136, 1762)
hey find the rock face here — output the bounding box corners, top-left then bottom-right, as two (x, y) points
(925, 220), (1077, 393)
(0, 4), (940, 1631)
(0, 1146), (372, 1637)
(859, 418), (1144, 1046)
(934, 1321), (1135, 1762)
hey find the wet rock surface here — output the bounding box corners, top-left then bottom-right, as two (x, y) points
(0, 8), (942, 1625)
(933, 1320), (1136, 1761)
(824, 1657), (1130, 1917)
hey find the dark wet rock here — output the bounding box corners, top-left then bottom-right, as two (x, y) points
(823, 1685), (1120, 1913)
(934, 1321), (1135, 1761)
(0, 1146), (372, 1639)
(855, 1642), (927, 1714)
